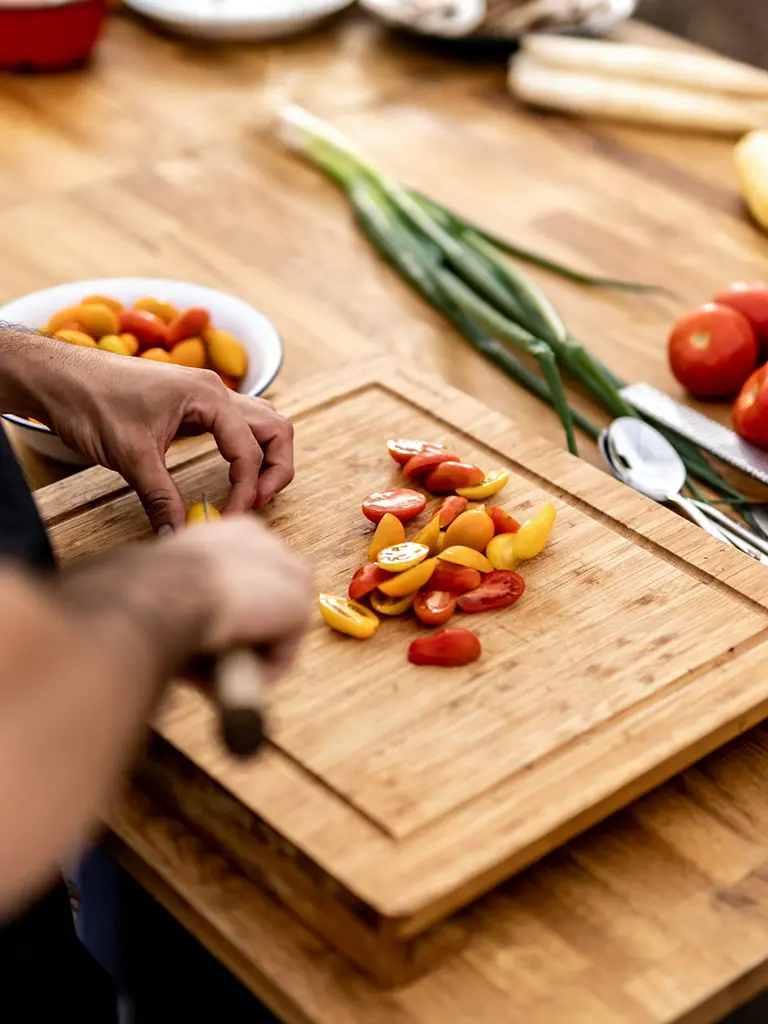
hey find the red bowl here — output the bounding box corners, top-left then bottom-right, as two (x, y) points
(0, 0), (108, 72)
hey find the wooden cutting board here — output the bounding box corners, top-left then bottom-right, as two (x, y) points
(37, 359), (768, 985)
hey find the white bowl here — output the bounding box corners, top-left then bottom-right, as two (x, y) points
(1, 276), (283, 466)
(121, 0), (354, 42)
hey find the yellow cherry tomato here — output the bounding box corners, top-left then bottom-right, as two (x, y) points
(376, 542), (429, 573)
(186, 501), (222, 525)
(319, 594), (379, 639)
(514, 503), (557, 559)
(378, 557), (437, 597)
(441, 546), (493, 573)
(443, 508), (494, 552)
(414, 514), (441, 556)
(370, 592), (415, 616)
(486, 533), (518, 571)
(457, 469), (510, 500)
(368, 512), (405, 561)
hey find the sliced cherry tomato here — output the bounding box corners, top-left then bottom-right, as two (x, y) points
(667, 303), (757, 399)
(425, 461), (485, 493)
(414, 590), (457, 627)
(486, 534), (518, 571)
(362, 489), (426, 524)
(378, 557), (437, 597)
(515, 504), (557, 559)
(387, 439), (448, 466)
(402, 451), (457, 480)
(488, 507), (520, 534)
(414, 514), (441, 556)
(349, 563), (393, 601)
(430, 561), (482, 594)
(377, 542), (429, 572)
(456, 469), (510, 500)
(457, 570), (525, 613)
(368, 512), (405, 561)
(714, 282), (768, 353)
(733, 365), (768, 449)
(319, 594), (379, 639)
(408, 628), (481, 667)
(443, 509), (495, 552)
(437, 495), (468, 527)
(441, 546), (493, 573)
(370, 592), (415, 616)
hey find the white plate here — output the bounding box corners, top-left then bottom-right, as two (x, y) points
(122, 0), (354, 41)
(1, 276), (283, 465)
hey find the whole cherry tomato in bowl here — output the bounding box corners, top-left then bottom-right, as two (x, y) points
(668, 303), (758, 400)
(713, 282), (768, 355)
(733, 365), (768, 450)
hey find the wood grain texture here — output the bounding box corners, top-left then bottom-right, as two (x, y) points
(8, 6), (768, 1020)
(38, 360), (768, 985)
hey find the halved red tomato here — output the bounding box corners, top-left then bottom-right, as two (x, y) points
(408, 628), (481, 667)
(413, 590), (457, 627)
(437, 495), (468, 527)
(362, 489), (427, 524)
(488, 507), (521, 535)
(348, 563), (393, 601)
(430, 561), (482, 594)
(387, 439), (448, 465)
(458, 570), (525, 613)
(425, 461), (485, 493)
(402, 451), (458, 480)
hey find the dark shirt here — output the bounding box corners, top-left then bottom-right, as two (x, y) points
(0, 428), (117, 1022)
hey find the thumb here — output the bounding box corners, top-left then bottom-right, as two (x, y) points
(127, 452), (187, 534)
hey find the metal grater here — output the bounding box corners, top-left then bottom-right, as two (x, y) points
(620, 382), (768, 488)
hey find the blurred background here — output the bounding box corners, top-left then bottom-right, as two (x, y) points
(641, 0), (768, 68)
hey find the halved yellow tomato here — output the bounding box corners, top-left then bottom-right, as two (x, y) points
(456, 469), (510, 500)
(378, 557), (437, 597)
(368, 512), (405, 561)
(377, 542), (429, 573)
(443, 509), (495, 552)
(486, 533), (518, 571)
(515, 503), (557, 559)
(370, 592), (415, 616)
(319, 594), (379, 639)
(186, 501), (221, 525)
(440, 546), (493, 573)
(414, 514), (441, 556)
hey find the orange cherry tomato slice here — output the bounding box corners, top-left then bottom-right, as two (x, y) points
(457, 570), (525, 613)
(488, 507), (520, 534)
(437, 495), (468, 527)
(402, 451), (458, 480)
(408, 628), (481, 667)
(430, 561), (482, 594)
(362, 489), (427, 524)
(440, 546), (493, 573)
(368, 512), (405, 561)
(425, 461), (484, 493)
(413, 590), (457, 627)
(387, 439), (448, 465)
(348, 563), (393, 601)
(443, 509), (495, 552)
(414, 514), (441, 556)
(370, 592), (415, 616)
(378, 557), (437, 597)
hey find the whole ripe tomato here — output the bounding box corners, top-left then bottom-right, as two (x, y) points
(413, 590), (457, 627)
(714, 282), (768, 353)
(362, 489), (427, 524)
(408, 628), (481, 667)
(457, 570), (525, 613)
(668, 303), (758, 399)
(733, 365), (768, 449)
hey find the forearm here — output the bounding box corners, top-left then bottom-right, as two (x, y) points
(0, 545), (210, 915)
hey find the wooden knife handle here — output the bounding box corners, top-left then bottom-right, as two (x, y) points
(214, 648), (266, 758)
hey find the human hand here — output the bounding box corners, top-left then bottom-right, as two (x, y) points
(36, 345), (294, 532)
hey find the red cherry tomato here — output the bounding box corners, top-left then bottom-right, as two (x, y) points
(408, 628), (481, 667)
(402, 451), (457, 480)
(387, 439), (448, 466)
(362, 489), (427, 524)
(488, 507), (521, 534)
(425, 461), (485, 493)
(714, 282), (768, 352)
(118, 309), (169, 349)
(668, 303), (758, 399)
(430, 561), (482, 594)
(457, 570), (525, 613)
(733, 365), (768, 449)
(166, 307), (211, 346)
(437, 495), (468, 527)
(413, 590), (457, 627)
(348, 563), (393, 601)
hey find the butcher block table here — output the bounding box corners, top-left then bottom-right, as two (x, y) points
(6, 8), (768, 1023)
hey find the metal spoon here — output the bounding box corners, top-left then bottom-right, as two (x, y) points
(602, 419), (768, 562)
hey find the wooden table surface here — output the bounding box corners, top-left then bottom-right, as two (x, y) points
(6, 8), (768, 1022)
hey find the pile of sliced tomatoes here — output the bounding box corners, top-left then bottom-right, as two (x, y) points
(318, 440), (557, 668)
